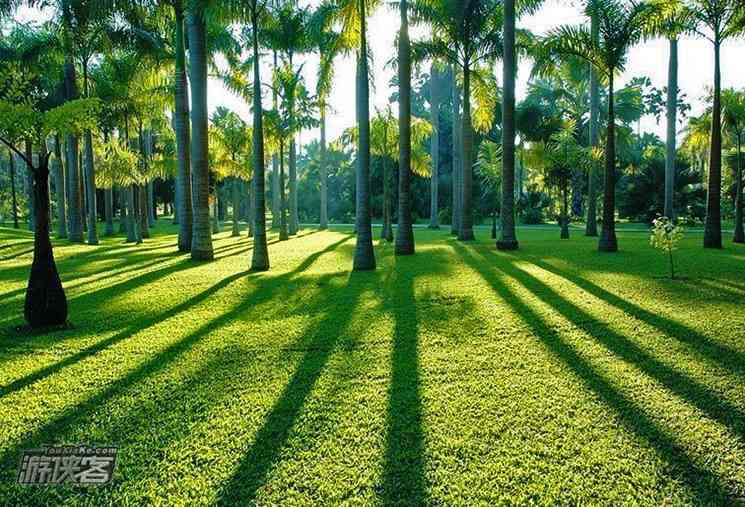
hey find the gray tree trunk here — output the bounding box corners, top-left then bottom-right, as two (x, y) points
(250, 1), (269, 270)
(459, 64), (475, 241)
(704, 39), (722, 248)
(451, 68), (462, 236)
(396, 0), (415, 254)
(187, 7), (214, 259)
(104, 187), (113, 235)
(599, 74), (618, 252)
(320, 105), (328, 229)
(53, 135), (66, 238)
(497, 0), (519, 250)
(174, 4), (191, 248)
(232, 177), (240, 236)
(84, 130), (98, 244)
(664, 38), (678, 219)
(429, 64), (440, 229)
(289, 138), (298, 235)
(586, 12), (600, 237)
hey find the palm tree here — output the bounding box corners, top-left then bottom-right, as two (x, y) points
(722, 89), (745, 243)
(395, 0), (415, 254)
(211, 107), (250, 237)
(586, 10), (600, 236)
(686, 0), (744, 248)
(541, 0), (657, 252)
(428, 63), (442, 229)
(410, 0), (506, 242)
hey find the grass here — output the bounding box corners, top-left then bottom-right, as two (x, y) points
(0, 221), (744, 505)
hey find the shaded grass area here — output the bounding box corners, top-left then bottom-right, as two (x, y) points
(0, 222), (744, 505)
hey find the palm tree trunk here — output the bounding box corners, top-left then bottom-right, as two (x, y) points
(396, 0), (415, 254)
(126, 184), (138, 243)
(250, 1), (269, 270)
(119, 187), (127, 234)
(704, 38), (722, 248)
(497, 0), (519, 250)
(23, 154), (67, 328)
(104, 187), (113, 235)
(429, 64), (440, 229)
(212, 186), (220, 234)
(63, 44), (83, 242)
(585, 12), (600, 237)
(279, 140), (288, 241)
(561, 179), (569, 239)
(247, 180), (255, 237)
(459, 63), (475, 241)
(83, 130), (98, 244)
(289, 137), (298, 235)
(353, 0), (376, 271)
(140, 184), (150, 239)
(53, 135), (66, 237)
(187, 6), (213, 259)
(599, 73), (618, 252)
(664, 37), (678, 219)
(734, 133), (744, 243)
(320, 104), (328, 229)
(271, 50), (281, 230)
(25, 140), (35, 231)
(9, 149), (19, 229)
(383, 157), (393, 242)
(451, 68), (462, 236)
(231, 177), (240, 236)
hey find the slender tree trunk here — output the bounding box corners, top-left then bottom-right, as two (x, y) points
(174, 4), (192, 250)
(320, 104), (328, 229)
(353, 0), (375, 271)
(734, 134), (744, 243)
(9, 149), (19, 229)
(704, 39), (722, 248)
(247, 180), (255, 237)
(451, 68), (462, 235)
(126, 184), (138, 243)
(23, 154), (67, 328)
(497, 0), (519, 250)
(279, 141), (288, 241)
(664, 37), (678, 219)
(599, 74), (618, 252)
(382, 155), (393, 242)
(187, 7), (213, 259)
(147, 181), (155, 227)
(25, 140), (35, 231)
(53, 135), (66, 237)
(429, 64), (440, 229)
(586, 12), (600, 236)
(289, 137), (298, 235)
(140, 184), (150, 239)
(561, 179), (569, 239)
(231, 177), (240, 236)
(271, 50), (280, 230)
(104, 187), (113, 235)
(396, 0), (415, 254)
(119, 187), (127, 234)
(459, 63), (475, 241)
(250, 2), (269, 270)
(83, 130), (98, 244)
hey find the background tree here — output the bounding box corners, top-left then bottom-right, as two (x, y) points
(722, 88), (745, 242)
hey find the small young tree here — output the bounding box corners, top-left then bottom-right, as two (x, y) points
(0, 98), (100, 328)
(650, 215), (684, 279)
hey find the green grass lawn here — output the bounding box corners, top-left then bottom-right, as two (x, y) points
(0, 222), (744, 505)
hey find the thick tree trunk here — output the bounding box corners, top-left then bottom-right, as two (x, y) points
(187, 7), (214, 259)
(289, 138), (298, 235)
(599, 74), (618, 252)
(24, 154), (67, 328)
(497, 0), (519, 250)
(9, 149), (19, 229)
(320, 104), (328, 229)
(271, 50), (281, 230)
(459, 64), (475, 241)
(396, 0), (415, 254)
(250, 3), (269, 270)
(429, 64), (440, 229)
(451, 68), (462, 236)
(664, 38), (678, 219)
(704, 40), (722, 248)
(174, 5), (192, 250)
(352, 0), (375, 271)
(83, 130), (98, 244)
(586, 12), (600, 237)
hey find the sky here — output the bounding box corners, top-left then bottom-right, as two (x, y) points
(15, 1), (745, 146)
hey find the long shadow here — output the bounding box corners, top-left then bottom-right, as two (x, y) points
(492, 253), (745, 444)
(0, 234), (354, 397)
(529, 258), (745, 378)
(382, 256), (426, 505)
(455, 244), (736, 503)
(216, 268), (368, 503)
(0, 234), (353, 483)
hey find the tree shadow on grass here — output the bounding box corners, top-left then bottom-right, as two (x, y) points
(0, 234), (354, 488)
(527, 258), (745, 379)
(455, 243), (738, 504)
(215, 269), (376, 505)
(0, 234), (353, 398)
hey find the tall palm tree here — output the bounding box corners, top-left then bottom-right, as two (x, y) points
(395, 0), (415, 254)
(722, 89), (745, 243)
(428, 63), (441, 229)
(541, 0), (657, 252)
(686, 0), (744, 248)
(586, 10), (600, 236)
(186, 0), (213, 259)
